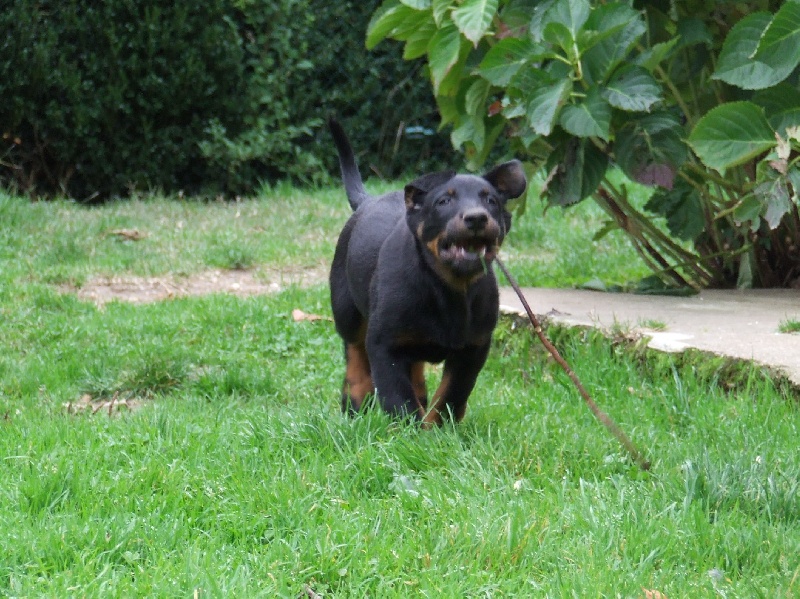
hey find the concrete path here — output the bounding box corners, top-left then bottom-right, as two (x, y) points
(498, 288), (800, 386)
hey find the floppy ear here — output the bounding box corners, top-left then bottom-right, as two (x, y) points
(404, 170), (455, 211)
(483, 160), (527, 200)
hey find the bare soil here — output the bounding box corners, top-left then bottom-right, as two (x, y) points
(68, 265), (329, 306)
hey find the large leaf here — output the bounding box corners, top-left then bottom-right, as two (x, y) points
(757, 177), (792, 230)
(464, 78), (491, 116)
(713, 12), (796, 90)
(452, 0), (499, 45)
(427, 22), (463, 93)
(539, 0), (590, 39)
(615, 112), (687, 189)
(581, 4), (646, 85)
(367, 2), (416, 49)
(543, 137), (608, 206)
(543, 21), (578, 61)
(753, 83), (800, 138)
(432, 0), (451, 26)
(558, 87), (611, 140)
(403, 18), (438, 59)
(526, 79), (572, 135)
(478, 38), (547, 87)
(753, 1), (800, 79)
(688, 102), (776, 172)
(601, 66), (661, 112)
(635, 38), (679, 72)
(645, 180), (705, 241)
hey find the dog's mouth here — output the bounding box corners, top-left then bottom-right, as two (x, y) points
(439, 237), (498, 264)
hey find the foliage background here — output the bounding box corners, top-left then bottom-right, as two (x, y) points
(0, 0), (453, 199)
(367, 0), (800, 289)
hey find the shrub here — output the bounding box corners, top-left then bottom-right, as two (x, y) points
(0, 0), (452, 199)
(0, 0), (245, 199)
(367, 0), (800, 288)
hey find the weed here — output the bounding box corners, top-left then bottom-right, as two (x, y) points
(778, 318), (800, 334)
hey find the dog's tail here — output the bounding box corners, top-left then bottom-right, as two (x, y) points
(329, 118), (368, 211)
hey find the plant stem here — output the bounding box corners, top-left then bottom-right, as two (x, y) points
(494, 257), (652, 472)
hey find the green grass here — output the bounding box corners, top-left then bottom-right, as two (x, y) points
(1, 184), (798, 597)
(778, 318), (800, 334)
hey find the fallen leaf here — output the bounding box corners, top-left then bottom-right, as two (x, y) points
(109, 229), (148, 241)
(292, 309), (331, 322)
(642, 588), (668, 599)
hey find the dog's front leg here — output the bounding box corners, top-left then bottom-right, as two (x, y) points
(365, 341), (425, 420)
(422, 342), (491, 427)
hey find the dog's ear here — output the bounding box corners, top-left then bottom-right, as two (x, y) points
(405, 170), (455, 211)
(483, 160), (527, 200)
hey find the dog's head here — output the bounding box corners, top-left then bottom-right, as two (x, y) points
(404, 160), (526, 289)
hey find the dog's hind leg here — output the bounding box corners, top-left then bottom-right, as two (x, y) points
(342, 340), (373, 414)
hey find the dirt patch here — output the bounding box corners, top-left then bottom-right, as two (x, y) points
(63, 393), (147, 416)
(67, 265), (328, 306)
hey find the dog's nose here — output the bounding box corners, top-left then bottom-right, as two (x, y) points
(463, 209), (489, 231)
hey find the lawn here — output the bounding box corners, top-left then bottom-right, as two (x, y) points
(0, 182), (798, 597)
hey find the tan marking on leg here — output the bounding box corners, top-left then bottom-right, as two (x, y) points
(344, 343), (373, 411)
(422, 370), (452, 428)
(411, 362), (427, 409)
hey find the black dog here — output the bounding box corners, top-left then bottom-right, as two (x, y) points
(328, 119), (526, 426)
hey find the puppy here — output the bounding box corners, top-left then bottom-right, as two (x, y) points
(328, 119), (526, 425)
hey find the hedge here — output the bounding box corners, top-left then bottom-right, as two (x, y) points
(0, 0), (451, 199)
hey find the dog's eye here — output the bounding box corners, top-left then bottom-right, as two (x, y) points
(483, 195), (498, 207)
(436, 196), (451, 207)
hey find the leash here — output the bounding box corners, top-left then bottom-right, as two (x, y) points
(495, 257), (651, 471)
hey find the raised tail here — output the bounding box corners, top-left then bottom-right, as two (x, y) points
(329, 118), (368, 211)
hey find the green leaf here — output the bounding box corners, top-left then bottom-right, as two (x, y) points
(615, 111), (687, 189)
(675, 17), (712, 48)
(713, 12), (796, 90)
(466, 118), (505, 170)
(403, 18), (438, 59)
(464, 78), (491, 116)
(635, 38), (679, 72)
(529, 0), (558, 41)
(452, 0), (498, 45)
(367, 2), (408, 49)
(753, 1), (800, 77)
(527, 79), (572, 135)
(733, 194), (762, 232)
(788, 167), (800, 202)
(645, 180), (704, 241)
(436, 93), (459, 127)
(558, 87), (611, 140)
(428, 22), (463, 93)
(546, 0), (590, 38)
(581, 4), (646, 85)
(601, 66), (661, 112)
(451, 113), (485, 150)
(753, 83), (800, 138)
(758, 177), (791, 230)
(478, 38), (547, 87)
(543, 137), (608, 206)
(400, 0), (431, 8)
(543, 21), (581, 63)
(688, 102), (776, 172)
(432, 0), (451, 26)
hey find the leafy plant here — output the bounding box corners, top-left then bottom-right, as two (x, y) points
(367, 0), (800, 288)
